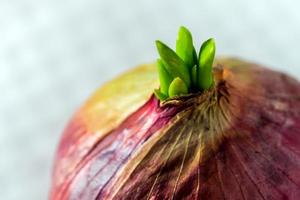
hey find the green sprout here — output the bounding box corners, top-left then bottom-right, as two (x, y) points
(154, 26), (216, 101)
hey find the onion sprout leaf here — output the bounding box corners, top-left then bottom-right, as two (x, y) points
(168, 77), (188, 97)
(156, 40), (191, 88)
(176, 26), (196, 69)
(157, 59), (173, 95)
(198, 38), (216, 90)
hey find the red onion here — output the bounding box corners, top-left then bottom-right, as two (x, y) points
(50, 27), (300, 200)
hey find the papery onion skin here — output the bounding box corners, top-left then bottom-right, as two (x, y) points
(50, 58), (300, 200)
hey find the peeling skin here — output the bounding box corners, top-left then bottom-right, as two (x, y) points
(50, 58), (300, 200)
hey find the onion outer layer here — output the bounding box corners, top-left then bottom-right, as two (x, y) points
(50, 58), (300, 200)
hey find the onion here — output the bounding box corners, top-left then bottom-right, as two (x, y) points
(50, 27), (300, 200)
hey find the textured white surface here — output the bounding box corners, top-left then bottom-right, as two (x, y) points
(1, 0), (300, 199)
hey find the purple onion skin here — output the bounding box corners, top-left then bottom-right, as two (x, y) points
(50, 58), (300, 200)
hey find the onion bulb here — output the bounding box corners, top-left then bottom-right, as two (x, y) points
(50, 27), (300, 200)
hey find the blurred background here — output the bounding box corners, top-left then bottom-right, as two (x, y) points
(0, 0), (299, 199)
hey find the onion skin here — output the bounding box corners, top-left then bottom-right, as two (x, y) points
(50, 58), (300, 200)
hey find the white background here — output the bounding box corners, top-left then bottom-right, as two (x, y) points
(1, 0), (300, 199)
